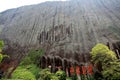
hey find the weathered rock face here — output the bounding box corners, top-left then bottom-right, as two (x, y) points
(0, 0), (120, 62)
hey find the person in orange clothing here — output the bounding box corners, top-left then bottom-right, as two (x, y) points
(86, 64), (95, 80)
(76, 66), (81, 80)
(76, 66), (80, 75)
(70, 66), (80, 75)
(81, 65), (87, 80)
(70, 66), (74, 75)
(87, 64), (93, 75)
(82, 66), (87, 75)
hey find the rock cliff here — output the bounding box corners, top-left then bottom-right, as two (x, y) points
(0, 0), (120, 62)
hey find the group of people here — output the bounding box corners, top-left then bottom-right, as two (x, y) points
(48, 64), (93, 77)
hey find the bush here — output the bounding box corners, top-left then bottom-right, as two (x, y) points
(27, 49), (44, 65)
(38, 69), (67, 80)
(38, 68), (52, 80)
(55, 70), (66, 80)
(50, 75), (59, 80)
(102, 60), (120, 80)
(19, 49), (44, 79)
(91, 43), (120, 79)
(20, 56), (33, 65)
(0, 53), (3, 63)
(0, 40), (9, 63)
(0, 40), (4, 49)
(66, 77), (72, 80)
(26, 64), (40, 79)
(90, 43), (117, 64)
(12, 66), (36, 80)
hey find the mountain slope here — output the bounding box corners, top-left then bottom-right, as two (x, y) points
(0, 0), (120, 61)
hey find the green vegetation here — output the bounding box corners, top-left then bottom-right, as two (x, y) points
(1, 41), (120, 80)
(12, 49), (44, 80)
(11, 43), (120, 80)
(0, 53), (3, 63)
(12, 65), (70, 80)
(91, 43), (117, 64)
(26, 64), (40, 79)
(38, 68), (67, 80)
(102, 59), (120, 80)
(12, 66), (36, 80)
(12, 64), (40, 80)
(0, 40), (9, 63)
(27, 49), (44, 66)
(38, 68), (53, 80)
(20, 56), (32, 65)
(0, 40), (4, 49)
(91, 43), (120, 80)
(55, 70), (66, 80)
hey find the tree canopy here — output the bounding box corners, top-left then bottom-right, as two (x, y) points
(91, 43), (120, 79)
(90, 43), (117, 64)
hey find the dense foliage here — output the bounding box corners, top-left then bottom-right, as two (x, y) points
(102, 59), (120, 80)
(12, 62), (40, 80)
(0, 40), (4, 63)
(55, 70), (66, 80)
(12, 66), (36, 80)
(1, 42), (119, 80)
(91, 43), (117, 64)
(20, 56), (32, 65)
(38, 68), (67, 80)
(0, 40), (4, 49)
(91, 43), (120, 79)
(38, 68), (53, 80)
(26, 64), (40, 79)
(11, 48), (44, 80)
(27, 49), (44, 65)
(0, 40), (9, 63)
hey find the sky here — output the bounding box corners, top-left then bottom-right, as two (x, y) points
(0, 0), (67, 12)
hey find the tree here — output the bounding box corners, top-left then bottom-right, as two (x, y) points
(102, 59), (120, 80)
(12, 66), (36, 80)
(91, 43), (120, 79)
(0, 40), (9, 63)
(20, 56), (32, 66)
(91, 43), (117, 64)
(38, 68), (53, 80)
(55, 70), (66, 80)
(27, 49), (44, 65)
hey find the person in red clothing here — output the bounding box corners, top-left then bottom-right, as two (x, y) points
(87, 64), (94, 80)
(70, 67), (74, 75)
(76, 66), (80, 75)
(70, 66), (81, 75)
(80, 65), (87, 80)
(82, 66), (87, 75)
(87, 64), (93, 75)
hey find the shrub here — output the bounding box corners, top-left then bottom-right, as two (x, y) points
(12, 66), (36, 80)
(102, 60), (120, 80)
(38, 68), (52, 80)
(91, 43), (120, 79)
(0, 40), (4, 49)
(0, 53), (3, 63)
(90, 43), (117, 64)
(38, 69), (67, 80)
(0, 40), (9, 63)
(26, 64), (40, 79)
(27, 49), (44, 65)
(20, 56), (33, 65)
(50, 75), (59, 80)
(66, 77), (72, 80)
(19, 49), (44, 79)
(55, 70), (66, 80)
